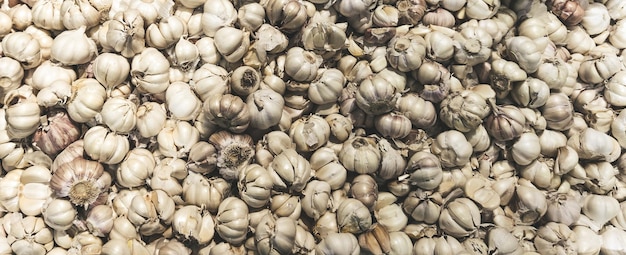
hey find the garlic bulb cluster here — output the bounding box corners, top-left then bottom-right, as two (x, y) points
(2, 0), (626, 254)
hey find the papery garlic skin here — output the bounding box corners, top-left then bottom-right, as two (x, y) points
(171, 205), (214, 245)
(289, 115), (331, 152)
(431, 130), (473, 168)
(50, 157), (111, 208)
(268, 149), (312, 193)
(83, 125), (130, 164)
(216, 197), (249, 245)
(42, 198), (77, 231)
(131, 47), (170, 94)
(51, 26), (97, 66)
(135, 102), (167, 138)
(1, 31), (42, 69)
(255, 215), (297, 255)
(106, 10), (145, 58)
(183, 172), (230, 213)
(439, 197), (481, 238)
(203, 94), (250, 134)
(337, 198), (372, 234)
(92, 53), (130, 91)
(98, 97), (137, 134)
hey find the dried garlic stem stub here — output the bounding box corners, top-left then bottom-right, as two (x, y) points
(209, 130), (255, 180)
(50, 157), (111, 209)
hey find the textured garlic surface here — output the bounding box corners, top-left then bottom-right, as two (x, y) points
(1, 0), (626, 254)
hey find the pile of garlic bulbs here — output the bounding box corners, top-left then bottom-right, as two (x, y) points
(2, 0), (626, 254)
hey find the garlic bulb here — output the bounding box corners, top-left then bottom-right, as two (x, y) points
(337, 198), (372, 234)
(67, 78), (106, 123)
(145, 16), (186, 50)
(201, 0), (236, 37)
(117, 148), (155, 188)
(339, 136), (381, 174)
(387, 33), (426, 72)
(98, 97), (137, 134)
(402, 189), (442, 225)
(131, 47), (170, 94)
(32, 110), (80, 156)
(431, 130), (473, 169)
(50, 157), (111, 208)
(267, 149), (312, 193)
(541, 92), (574, 131)
(127, 189), (176, 237)
(135, 102), (167, 138)
(183, 172), (230, 213)
(255, 215), (297, 255)
(83, 125), (129, 164)
(42, 198), (76, 231)
(247, 88), (285, 130)
(209, 130), (255, 180)
(51, 26), (97, 66)
(106, 10), (145, 58)
(4, 86), (41, 139)
(216, 197), (249, 245)
(238, 164), (273, 209)
(567, 127), (621, 163)
(406, 151), (443, 190)
(203, 94), (250, 133)
(0, 57), (24, 100)
(92, 53), (130, 91)
(439, 197), (481, 238)
(171, 205), (214, 245)
(316, 232), (360, 255)
(284, 47), (323, 82)
(214, 27), (250, 63)
(1, 31), (42, 69)
(289, 115), (331, 152)
(454, 26), (492, 66)
(440, 90), (491, 132)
